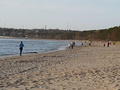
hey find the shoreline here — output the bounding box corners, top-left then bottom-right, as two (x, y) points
(0, 40), (87, 59)
(0, 44), (84, 60)
(0, 38), (86, 58)
(0, 45), (68, 59)
(0, 36), (15, 39)
(0, 42), (120, 90)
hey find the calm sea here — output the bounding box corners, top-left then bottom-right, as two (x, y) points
(0, 38), (83, 57)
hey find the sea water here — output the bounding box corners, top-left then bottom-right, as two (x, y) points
(0, 38), (83, 57)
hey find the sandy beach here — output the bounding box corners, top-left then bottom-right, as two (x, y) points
(0, 42), (120, 90)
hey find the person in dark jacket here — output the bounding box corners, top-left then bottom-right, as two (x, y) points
(19, 41), (24, 56)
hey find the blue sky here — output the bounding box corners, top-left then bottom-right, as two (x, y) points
(0, 0), (120, 31)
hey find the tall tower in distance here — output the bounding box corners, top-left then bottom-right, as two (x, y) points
(67, 21), (69, 30)
(45, 25), (47, 30)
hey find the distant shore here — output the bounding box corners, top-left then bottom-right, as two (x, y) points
(0, 36), (15, 39)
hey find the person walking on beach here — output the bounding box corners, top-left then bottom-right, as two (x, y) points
(70, 42), (74, 49)
(107, 41), (109, 47)
(19, 41), (24, 56)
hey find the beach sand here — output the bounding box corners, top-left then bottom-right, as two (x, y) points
(0, 42), (120, 90)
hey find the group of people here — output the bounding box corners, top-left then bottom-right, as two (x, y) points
(103, 41), (115, 47)
(68, 42), (75, 49)
(19, 41), (116, 56)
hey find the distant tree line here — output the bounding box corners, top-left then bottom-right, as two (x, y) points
(0, 26), (120, 41)
(0, 28), (80, 40)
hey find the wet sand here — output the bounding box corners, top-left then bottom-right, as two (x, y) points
(0, 42), (120, 90)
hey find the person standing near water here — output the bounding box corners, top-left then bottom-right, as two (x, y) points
(19, 41), (24, 56)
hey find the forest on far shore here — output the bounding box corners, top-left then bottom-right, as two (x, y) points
(0, 26), (120, 41)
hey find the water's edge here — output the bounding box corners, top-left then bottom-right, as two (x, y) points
(0, 38), (84, 58)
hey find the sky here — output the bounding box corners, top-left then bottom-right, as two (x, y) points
(0, 0), (120, 31)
